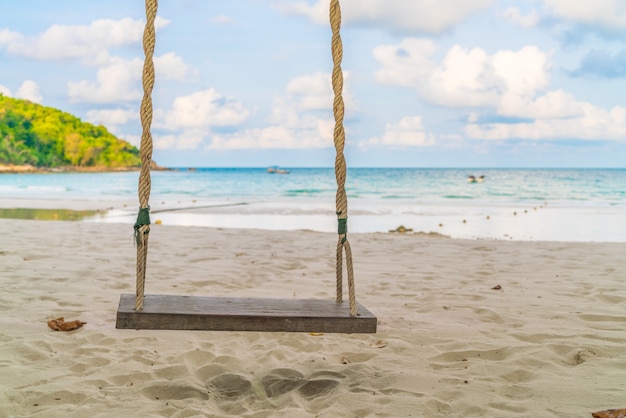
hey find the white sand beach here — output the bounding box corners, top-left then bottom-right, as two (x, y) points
(1, 218), (626, 417)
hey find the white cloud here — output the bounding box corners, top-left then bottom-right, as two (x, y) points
(68, 53), (191, 104)
(208, 104), (334, 150)
(68, 57), (143, 103)
(208, 120), (332, 149)
(375, 40), (550, 109)
(154, 131), (206, 150)
(2, 17), (191, 105)
(472, 52), (626, 142)
(153, 89), (251, 150)
(502, 7), (540, 28)
(427, 45), (500, 107)
(374, 38), (626, 141)
(467, 92), (626, 141)
(0, 82), (42, 102)
(162, 89), (250, 130)
(0, 28), (20, 47)
(154, 52), (194, 80)
(373, 38), (436, 88)
(206, 72), (353, 150)
(467, 107), (626, 141)
(0, 17), (170, 61)
(155, 71), (352, 151)
(284, 72), (354, 112)
(286, 72), (333, 111)
(492, 47), (550, 97)
(499, 89), (583, 120)
(542, 0), (626, 30)
(86, 108), (138, 126)
(365, 116), (435, 147)
(15, 80), (43, 103)
(153, 134), (177, 150)
(278, 0), (493, 34)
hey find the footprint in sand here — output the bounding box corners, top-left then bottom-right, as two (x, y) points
(209, 373), (252, 398)
(196, 363), (229, 382)
(297, 379), (340, 399)
(142, 383), (209, 400)
(261, 368), (343, 399)
(569, 348), (597, 366)
(262, 369), (306, 397)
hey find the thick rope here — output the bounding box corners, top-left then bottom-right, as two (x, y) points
(135, 0), (158, 311)
(330, 0), (357, 317)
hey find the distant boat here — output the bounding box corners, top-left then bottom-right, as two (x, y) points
(467, 175), (485, 183)
(267, 166), (290, 174)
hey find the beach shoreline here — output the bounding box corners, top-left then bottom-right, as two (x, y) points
(0, 195), (624, 243)
(2, 218), (626, 416)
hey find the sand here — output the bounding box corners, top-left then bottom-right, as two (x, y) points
(1, 218), (625, 417)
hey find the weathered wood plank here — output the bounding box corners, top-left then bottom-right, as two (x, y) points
(116, 294), (377, 333)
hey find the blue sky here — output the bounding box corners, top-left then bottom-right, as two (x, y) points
(2, 0), (626, 168)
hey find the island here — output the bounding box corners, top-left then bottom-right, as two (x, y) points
(0, 95), (164, 173)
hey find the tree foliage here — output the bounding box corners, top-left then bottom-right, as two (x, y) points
(0, 95), (140, 168)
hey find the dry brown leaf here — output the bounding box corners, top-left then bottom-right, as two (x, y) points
(47, 317), (86, 331)
(491, 285), (502, 290)
(369, 340), (388, 349)
(592, 409), (626, 418)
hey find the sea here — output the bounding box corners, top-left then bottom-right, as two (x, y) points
(1, 167), (625, 242)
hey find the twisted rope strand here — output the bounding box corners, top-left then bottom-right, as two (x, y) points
(336, 239), (343, 303)
(344, 239), (357, 315)
(330, 0), (357, 317)
(135, 0), (158, 311)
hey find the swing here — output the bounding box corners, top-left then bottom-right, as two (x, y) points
(116, 0), (377, 333)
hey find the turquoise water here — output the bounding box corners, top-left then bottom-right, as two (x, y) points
(1, 168), (625, 241)
(2, 167), (625, 203)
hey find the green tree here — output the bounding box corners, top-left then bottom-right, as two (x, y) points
(0, 95), (141, 168)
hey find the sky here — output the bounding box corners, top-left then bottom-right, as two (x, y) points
(2, 1), (626, 168)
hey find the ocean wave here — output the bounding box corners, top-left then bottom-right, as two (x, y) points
(284, 188), (330, 196)
(444, 195), (474, 199)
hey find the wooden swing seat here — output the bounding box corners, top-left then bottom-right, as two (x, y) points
(116, 294), (377, 333)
